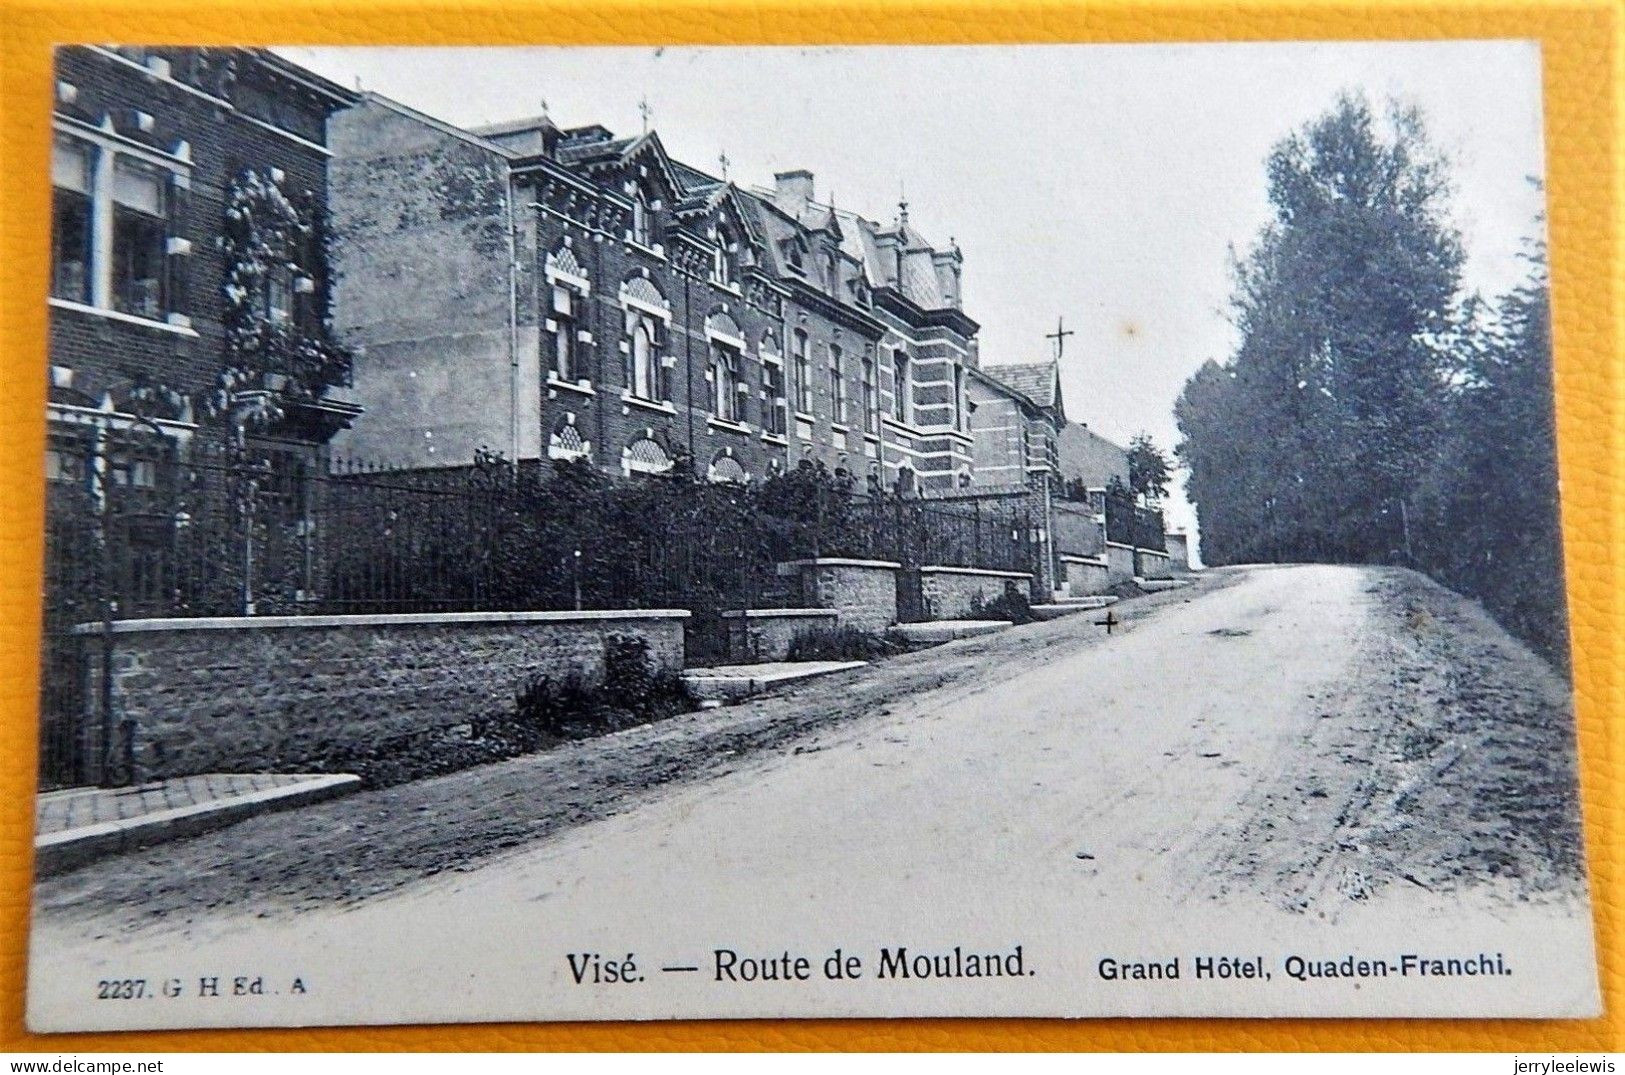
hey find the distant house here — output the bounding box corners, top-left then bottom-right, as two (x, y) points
(1058, 421), (1129, 495)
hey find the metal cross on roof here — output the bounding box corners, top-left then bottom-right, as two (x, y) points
(1047, 316), (1075, 361)
(638, 96), (652, 134)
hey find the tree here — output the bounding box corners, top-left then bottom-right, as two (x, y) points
(1411, 219), (1567, 663)
(1177, 94), (1464, 564)
(1126, 433), (1172, 505)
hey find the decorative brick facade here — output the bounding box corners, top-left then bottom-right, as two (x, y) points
(328, 97), (996, 494)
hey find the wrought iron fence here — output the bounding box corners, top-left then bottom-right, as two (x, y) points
(1103, 484), (1166, 551)
(39, 440), (1044, 787)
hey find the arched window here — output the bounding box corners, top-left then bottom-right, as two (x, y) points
(624, 436), (673, 476)
(708, 451), (747, 485)
(549, 418), (591, 462)
(711, 343), (741, 422)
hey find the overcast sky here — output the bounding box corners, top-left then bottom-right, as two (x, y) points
(278, 41), (1546, 547)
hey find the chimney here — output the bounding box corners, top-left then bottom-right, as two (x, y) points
(773, 169), (816, 208)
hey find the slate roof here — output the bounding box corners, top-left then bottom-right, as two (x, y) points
(982, 361), (1060, 409)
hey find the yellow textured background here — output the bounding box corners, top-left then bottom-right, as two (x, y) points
(0, 0), (1618, 1052)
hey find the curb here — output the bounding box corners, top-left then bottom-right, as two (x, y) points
(35, 773), (362, 877)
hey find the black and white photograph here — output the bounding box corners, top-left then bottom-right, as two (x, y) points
(28, 39), (1598, 1029)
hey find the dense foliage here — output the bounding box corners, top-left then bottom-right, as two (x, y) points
(1175, 94), (1567, 663)
(1126, 434), (1172, 505)
(212, 169), (353, 430)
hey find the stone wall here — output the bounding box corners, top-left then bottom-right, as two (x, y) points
(919, 565), (1033, 620)
(77, 610), (688, 782)
(778, 559), (900, 632)
(721, 608), (840, 662)
(1136, 548), (1173, 580)
(1166, 531), (1192, 572)
(1106, 541), (1137, 585)
(1060, 554), (1110, 596)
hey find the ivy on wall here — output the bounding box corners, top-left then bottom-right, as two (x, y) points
(209, 168), (353, 431)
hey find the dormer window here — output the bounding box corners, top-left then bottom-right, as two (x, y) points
(825, 251), (838, 291)
(784, 238), (805, 273)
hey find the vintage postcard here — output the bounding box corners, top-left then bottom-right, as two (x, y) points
(26, 39), (1598, 1031)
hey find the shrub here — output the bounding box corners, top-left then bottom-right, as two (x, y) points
(969, 584), (1035, 624)
(602, 631), (692, 721)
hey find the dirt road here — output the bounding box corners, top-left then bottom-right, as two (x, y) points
(29, 564), (1597, 1027)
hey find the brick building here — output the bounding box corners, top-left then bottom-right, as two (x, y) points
(328, 97), (991, 495)
(42, 46), (360, 786)
(48, 47), (360, 472)
(968, 360), (1064, 490)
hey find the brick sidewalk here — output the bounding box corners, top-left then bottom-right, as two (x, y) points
(36, 774), (323, 836)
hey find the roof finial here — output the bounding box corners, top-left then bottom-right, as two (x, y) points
(898, 179), (909, 227)
(539, 96), (550, 122)
(638, 95), (652, 134)
(718, 148), (730, 180)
